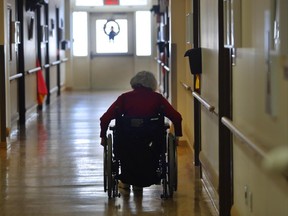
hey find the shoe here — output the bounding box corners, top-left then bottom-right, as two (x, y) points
(118, 181), (130, 190)
(132, 185), (143, 191)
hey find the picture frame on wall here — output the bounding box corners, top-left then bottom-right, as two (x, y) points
(11, 21), (21, 44)
(41, 25), (49, 43)
(28, 16), (34, 40)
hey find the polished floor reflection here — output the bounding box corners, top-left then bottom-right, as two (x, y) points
(0, 91), (217, 216)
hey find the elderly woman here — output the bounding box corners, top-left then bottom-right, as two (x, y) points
(100, 71), (182, 190)
(100, 71), (182, 142)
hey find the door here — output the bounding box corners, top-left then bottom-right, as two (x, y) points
(89, 13), (134, 90)
(7, 1), (20, 132)
(195, 0), (233, 215)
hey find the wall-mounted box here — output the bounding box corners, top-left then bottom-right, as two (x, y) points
(184, 48), (202, 75)
(61, 40), (71, 50)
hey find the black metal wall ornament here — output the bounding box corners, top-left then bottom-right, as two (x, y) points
(103, 19), (120, 42)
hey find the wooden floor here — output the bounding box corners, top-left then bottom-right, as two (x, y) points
(0, 91), (217, 216)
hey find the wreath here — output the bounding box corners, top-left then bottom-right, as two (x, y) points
(103, 19), (120, 41)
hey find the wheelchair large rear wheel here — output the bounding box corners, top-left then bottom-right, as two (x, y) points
(107, 134), (113, 198)
(168, 133), (178, 197)
(103, 141), (107, 192)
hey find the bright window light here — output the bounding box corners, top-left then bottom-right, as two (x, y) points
(73, 12), (88, 56)
(120, 0), (147, 5)
(136, 11), (151, 56)
(75, 0), (103, 6)
(96, 19), (128, 53)
(75, 0), (147, 6)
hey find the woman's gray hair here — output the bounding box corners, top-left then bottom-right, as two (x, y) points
(130, 71), (157, 91)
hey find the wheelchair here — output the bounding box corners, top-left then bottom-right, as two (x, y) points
(103, 113), (178, 199)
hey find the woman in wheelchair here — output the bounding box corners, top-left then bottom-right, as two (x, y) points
(100, 71), (182, 195)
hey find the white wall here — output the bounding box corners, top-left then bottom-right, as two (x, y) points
(231, 0), (288, 215)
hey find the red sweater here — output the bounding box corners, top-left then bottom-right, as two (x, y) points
(100, 87), (182, 137)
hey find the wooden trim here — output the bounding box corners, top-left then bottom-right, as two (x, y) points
(193, 0), (201, 166)
(218, 37), (233, 216)
(17, 0), (26, 125)
(230, 205), (241, 216)
(0, 45), (7, 142)
(200, 152), (220, 213)
(44, 3), (50, 105)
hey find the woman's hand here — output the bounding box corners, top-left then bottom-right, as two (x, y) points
(100, 137), (107, 146)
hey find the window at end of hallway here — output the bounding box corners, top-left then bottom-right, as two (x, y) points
(120, 0), (147, 5)
(136, 11), (151, 56)
(75, 0), (147, 6)
(73, 12), (88, 57)
(75, 0), (103, 6)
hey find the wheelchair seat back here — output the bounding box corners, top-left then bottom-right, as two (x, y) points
(116, 114), (165, 138)
(112, 114), (167, 187)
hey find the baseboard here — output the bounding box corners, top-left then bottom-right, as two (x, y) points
(200, 152), (220, 214)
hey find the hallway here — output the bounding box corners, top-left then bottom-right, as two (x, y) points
(0, 91), (217, 216)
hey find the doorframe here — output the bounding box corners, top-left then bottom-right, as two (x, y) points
(218, 0), (233, 215)
(17, 0), (26, 125)
(0, 46), (6, 142)
(192, 0), (201, 167)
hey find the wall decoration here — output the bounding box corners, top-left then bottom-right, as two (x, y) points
(11, 21), (21, 44)
(28, 16), (34, 40)
(50, 19), (54, 36)
(8, 6), (13, 60)
(186, 13), (193, 45)
(41, 25), (49, 43)
(58, 28), (63, 41)
(103, 19), (120, 42)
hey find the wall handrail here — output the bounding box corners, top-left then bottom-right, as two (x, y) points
(9, 73), (23, 81)
(51, 60), (61, 66)
(27, 67), (41, 74)
(180, 81), (193, 92)
(50, 86), (58, 94)
(180, 81), (216, 113)
(163, 65), (170, 72)
(43, 64), (50, 68)
(154, 57), (170, 72)
(221, 117), (267, 159)
(192, 92), (215, 112)
(61, 58), (68, 62)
